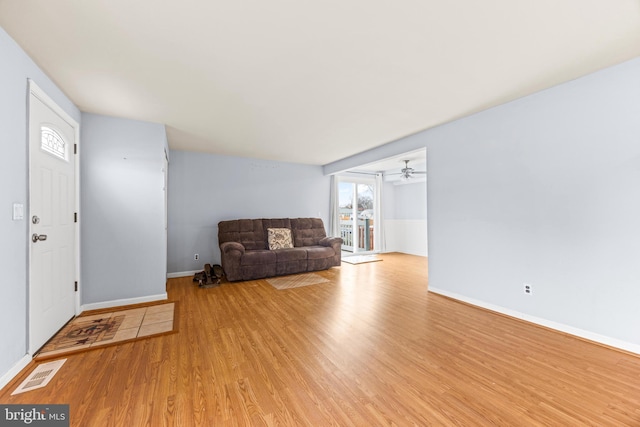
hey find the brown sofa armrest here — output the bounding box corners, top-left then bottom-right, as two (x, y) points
(320, 236), (342, 248)
(221, 241), (246, 256)
(220, 241), (245, 281)
(319, 237), (343, 267)
(320, 237), (343, 253)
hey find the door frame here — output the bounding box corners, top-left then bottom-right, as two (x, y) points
(27, 79), (81, 354)
(336, 175), (379, 255)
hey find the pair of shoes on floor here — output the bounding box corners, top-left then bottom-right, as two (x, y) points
(211, 264), (224, 279)
(194, 263), (224, 288)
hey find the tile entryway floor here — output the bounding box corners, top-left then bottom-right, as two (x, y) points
(36, 302), (175, 359)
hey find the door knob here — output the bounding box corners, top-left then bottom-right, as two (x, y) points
(32, 233), (47, 243)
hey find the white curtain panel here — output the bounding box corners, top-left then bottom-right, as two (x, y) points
(328, 175), (340, 237)
(374, 173), (386, 252)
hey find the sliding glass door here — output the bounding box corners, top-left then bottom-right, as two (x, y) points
(338, 177), (377, 254)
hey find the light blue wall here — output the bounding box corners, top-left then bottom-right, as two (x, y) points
(427, 57), (640, 347)
(325, 57), (640, 350)
(393, 182), (427, 220)
(81, 113), (168, 305)
(168, 150), (331, 273)
(0, 26), (81, 381)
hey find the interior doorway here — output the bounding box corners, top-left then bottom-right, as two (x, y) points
(334, 148), (427, 257)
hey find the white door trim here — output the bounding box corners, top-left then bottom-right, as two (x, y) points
(335, 175), (379, 255)
(27, 80), (81, 354)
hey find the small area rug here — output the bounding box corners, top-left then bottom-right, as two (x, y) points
(342, 255), (382, 264)
(36, 302), (176, 360)
(267, 273), (330, 290)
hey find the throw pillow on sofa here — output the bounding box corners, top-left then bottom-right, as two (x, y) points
(267, 228), (293, 250)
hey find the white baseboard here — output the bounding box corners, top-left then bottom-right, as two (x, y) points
(0, 354), (31, 391)
(167, 270), (199, 279)
(80, 293), (168, 313)
(429, 287), (640, 356)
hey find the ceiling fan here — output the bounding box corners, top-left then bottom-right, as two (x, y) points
(388, 160), (426, 180)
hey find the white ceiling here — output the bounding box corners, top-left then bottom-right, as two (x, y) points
(1, 1), (639, 166)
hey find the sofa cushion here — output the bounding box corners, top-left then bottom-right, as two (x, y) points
(262, 218), (292, 230)
(240, 250), (276, 266)
(267, 228), (293, 250)
(305, 246), (335, 260)
(274, 248), (307, 262)
(219, 219), (267, 250)
(291, 218), (327, 247)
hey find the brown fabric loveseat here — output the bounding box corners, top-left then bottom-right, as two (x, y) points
(218, 218), (342, 282)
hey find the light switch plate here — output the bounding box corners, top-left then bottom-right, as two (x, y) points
(13, 203), (24, 220)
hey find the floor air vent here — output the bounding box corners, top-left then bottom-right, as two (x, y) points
(11, 359), (66, 395)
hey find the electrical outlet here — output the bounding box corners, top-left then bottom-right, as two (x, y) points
(523, 283), (532, 295)
(194, 254), (199, 261)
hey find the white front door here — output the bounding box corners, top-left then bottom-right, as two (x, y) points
(28, 82), (78, 353)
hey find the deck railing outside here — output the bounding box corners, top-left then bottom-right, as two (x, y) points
(340, 219), (374, 252)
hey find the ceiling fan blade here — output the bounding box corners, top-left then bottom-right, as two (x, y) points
(384, 160), (426, 179)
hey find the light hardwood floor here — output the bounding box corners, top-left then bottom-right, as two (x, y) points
(2, 253), (640, 426)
